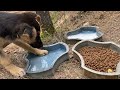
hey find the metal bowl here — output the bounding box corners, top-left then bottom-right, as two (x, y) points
(72, 40), (120, 79)
(25, 42), (69, 78)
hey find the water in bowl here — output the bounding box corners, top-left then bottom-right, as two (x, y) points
(67, 30), (98, 40)
(26, 48), (66, 73)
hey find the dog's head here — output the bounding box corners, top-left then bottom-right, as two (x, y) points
(14, 13), (43, 48)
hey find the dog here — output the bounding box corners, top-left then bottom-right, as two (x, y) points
(0, 11), (48, 77)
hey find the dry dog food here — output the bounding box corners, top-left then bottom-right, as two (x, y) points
(79, 46), (120, 72)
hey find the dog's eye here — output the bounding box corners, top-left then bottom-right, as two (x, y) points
(17, 34), (20, 38)
(23, 28), (27, 33)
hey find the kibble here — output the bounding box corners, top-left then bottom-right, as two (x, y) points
(79, 46), (120, 73)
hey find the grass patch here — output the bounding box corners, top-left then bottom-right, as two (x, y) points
(40, 31), (53, 43)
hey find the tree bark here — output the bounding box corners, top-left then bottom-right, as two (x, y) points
(36, 11), (55, 34)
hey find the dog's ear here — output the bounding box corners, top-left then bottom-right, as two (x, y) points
(35, 15), (41, 23)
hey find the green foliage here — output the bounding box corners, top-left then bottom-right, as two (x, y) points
(50, 11), (61, 24)
(40, 31), (53, 42)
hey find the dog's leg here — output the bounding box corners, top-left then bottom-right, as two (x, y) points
(0, 49), (25, 77)
(3, 42), (11, 48)
(13, 39), (48, 55)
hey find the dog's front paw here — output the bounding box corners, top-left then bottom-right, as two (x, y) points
(40, 50), (48, 55)
(5, 64), (26, 77)
(34, 48), (48, 56)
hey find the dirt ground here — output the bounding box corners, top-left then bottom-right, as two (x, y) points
(1, 11), (120, 79)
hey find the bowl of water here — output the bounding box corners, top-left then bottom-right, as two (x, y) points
(65, 26), (103, 44)
(25, 42), (69, 78)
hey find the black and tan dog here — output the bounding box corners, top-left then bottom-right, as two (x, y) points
(0, 11), (48, 77)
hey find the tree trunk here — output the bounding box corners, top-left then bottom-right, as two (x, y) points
(36, 11), (55, 35)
